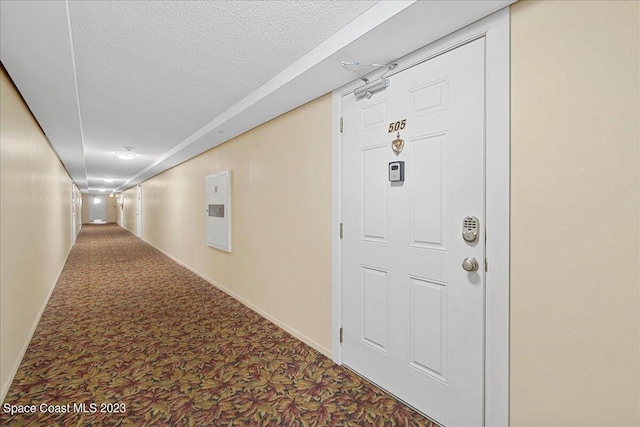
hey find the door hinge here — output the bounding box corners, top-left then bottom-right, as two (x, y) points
(485, 258), (488, 272)
(340, 223), (343, 239)
(339, 327), (343, 343)
(340, 117), (343, 133)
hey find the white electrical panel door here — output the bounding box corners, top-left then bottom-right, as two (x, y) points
(205, 171), (231, 252)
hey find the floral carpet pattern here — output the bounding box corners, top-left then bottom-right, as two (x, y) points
(2, 224), (434, 426)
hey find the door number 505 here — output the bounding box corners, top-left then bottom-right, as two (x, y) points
(388, 119), (407, 133)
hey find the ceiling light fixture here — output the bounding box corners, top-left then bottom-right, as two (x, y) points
(114, 147), (136, 160)
(103, 178), (115, 183)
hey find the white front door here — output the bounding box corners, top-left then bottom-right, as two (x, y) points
(89, 195), (107, 223)
(342, 38), (485, 426)
(136, 184), (142, 238)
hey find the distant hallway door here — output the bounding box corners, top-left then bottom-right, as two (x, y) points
(136, 185), (142, 238)
(89, 195), (107, 223)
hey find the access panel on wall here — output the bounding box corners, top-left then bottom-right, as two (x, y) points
(205, 170), (231, 252)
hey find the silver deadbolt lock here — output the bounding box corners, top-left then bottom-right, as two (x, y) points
(462, 216), (479, 243)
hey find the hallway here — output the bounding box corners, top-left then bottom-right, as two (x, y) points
(1, 225), (432, 426)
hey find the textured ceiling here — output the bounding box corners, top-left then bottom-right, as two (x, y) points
(1, 0), (513, 193)
(68, 0), (377, 190)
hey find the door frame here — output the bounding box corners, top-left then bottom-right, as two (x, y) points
(331, 8), (510, 426)
(136, 184), (142, 238)
(71, 182), (76, 244)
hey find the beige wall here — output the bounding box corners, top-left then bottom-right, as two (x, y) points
(81, 194), (89, 223)
(510, 1), (639, 426)
(0, 66), (74, 401)
(141, 95), (332, 354)
(122, 187), (138, 235)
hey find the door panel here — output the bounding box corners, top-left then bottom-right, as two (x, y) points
(361, 266), (389, 353)
(409, 276), (448, 382)
(342, 38), (486, 427)
(410, 133), (446, 249)
(361, 99), (388, 131)
(411, 77), (448, 116)
(362, 145), (389, 242)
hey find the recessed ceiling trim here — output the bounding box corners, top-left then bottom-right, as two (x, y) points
(0, 0), (89, 191)
(64, 0), (89, 191)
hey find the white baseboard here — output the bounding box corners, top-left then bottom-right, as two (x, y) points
(144, 240), (332, 359)
(0, 244), (73, 404)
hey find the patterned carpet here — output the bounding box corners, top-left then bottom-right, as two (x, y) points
(2, 224), (434, 426)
